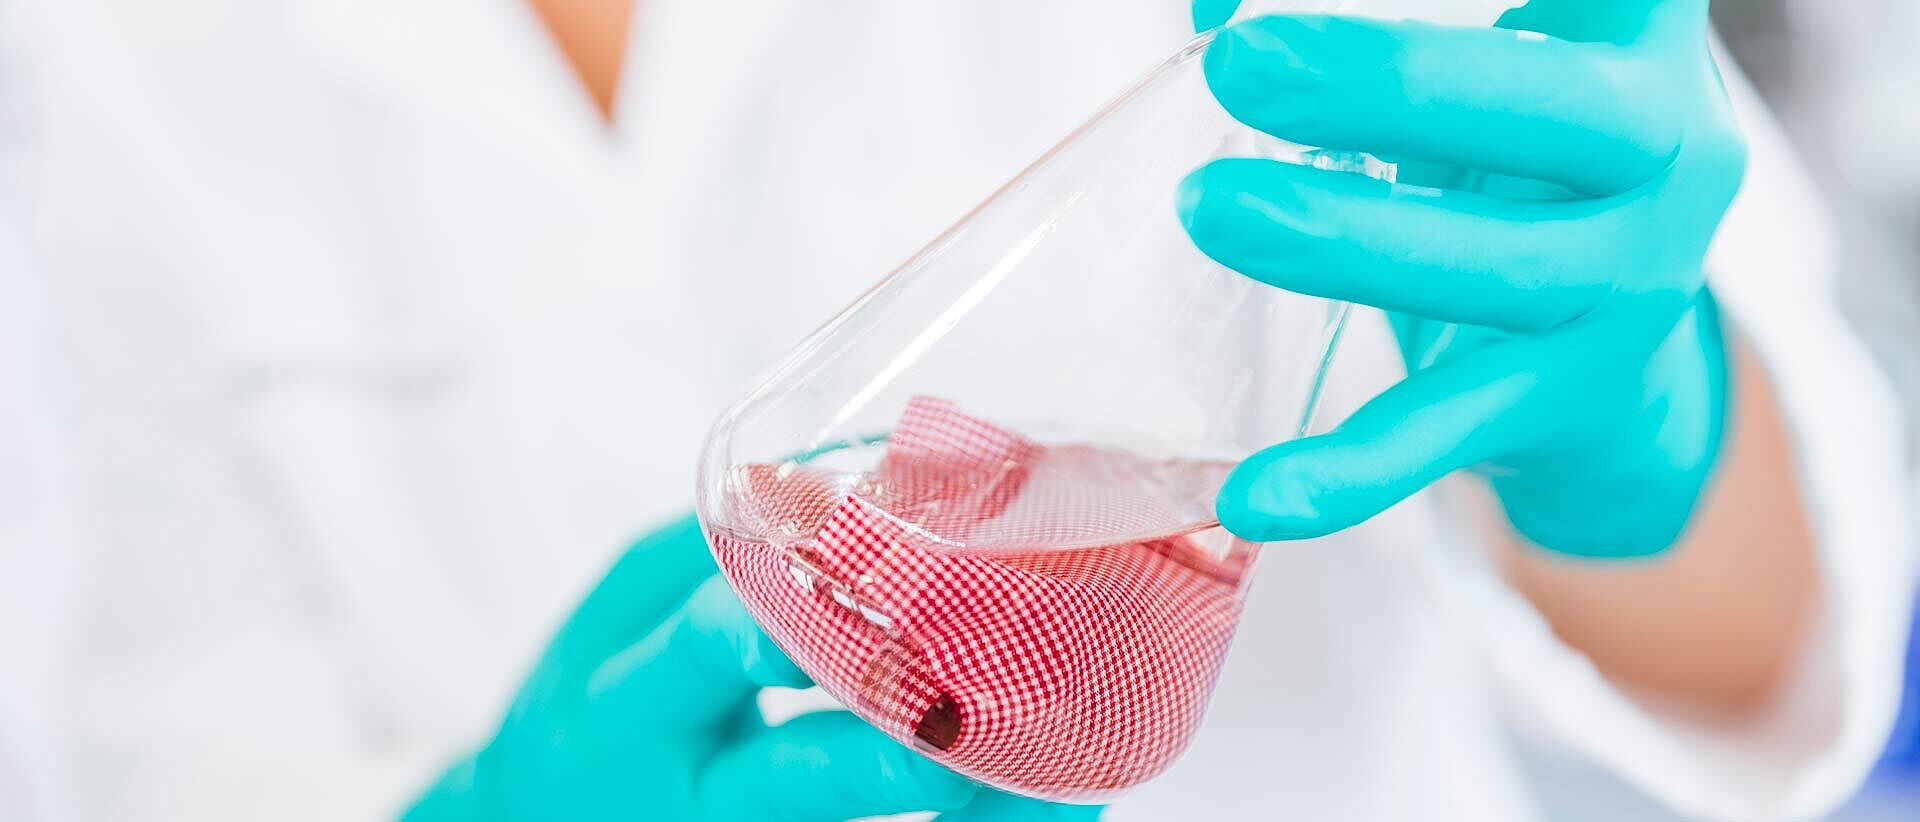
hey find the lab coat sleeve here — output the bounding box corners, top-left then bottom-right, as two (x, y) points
(1427, 61), (1917, 821)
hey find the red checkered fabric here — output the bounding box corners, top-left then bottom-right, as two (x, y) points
(707, 398), (1255, 800)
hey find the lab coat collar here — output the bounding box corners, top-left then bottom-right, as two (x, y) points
(286, 0), (617, 159)
(610, 1), (796, 189)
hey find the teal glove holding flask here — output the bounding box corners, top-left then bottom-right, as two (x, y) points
(1183, 0), (1744, 557)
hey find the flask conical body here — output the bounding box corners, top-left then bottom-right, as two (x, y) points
(696, 0), (1518, 801)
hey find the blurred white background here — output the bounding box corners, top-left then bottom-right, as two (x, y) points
(1712, 1), (1920, 816)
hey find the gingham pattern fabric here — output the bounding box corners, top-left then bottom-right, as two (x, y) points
(872, 396), (1040, 539)
(872, 397), (1234, 552)
(707, 397), (1254, 801)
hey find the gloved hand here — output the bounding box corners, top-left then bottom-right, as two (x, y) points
(403, 515), (1099, 821)
(1181, 0), (1744, 557)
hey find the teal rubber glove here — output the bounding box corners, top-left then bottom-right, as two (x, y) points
(1181, 0), (1743, 558)
(403, 516), (1099, 821)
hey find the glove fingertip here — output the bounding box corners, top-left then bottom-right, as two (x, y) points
(677, 577), (811, 691)
(1192, 0), (1240, 31)
(1175, 165), (1208, 229)
(1216, 447), (1329, 541)
(742, 629), (812, 690)
(1175, 159), (1304, 266)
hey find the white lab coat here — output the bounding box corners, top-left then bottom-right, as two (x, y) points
(1, 2), (1912, 820)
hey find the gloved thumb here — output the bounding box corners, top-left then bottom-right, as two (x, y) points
(585, 576), (810, 731)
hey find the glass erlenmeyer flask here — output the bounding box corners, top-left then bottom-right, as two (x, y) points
(696, 0), (1519, 803)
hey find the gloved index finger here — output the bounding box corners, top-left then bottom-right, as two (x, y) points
(586, 575), (810, 732)
(1177, 157), (1617, 332)
(1202, 16), (1682, 197)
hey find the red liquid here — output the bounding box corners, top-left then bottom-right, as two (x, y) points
(705, 398), (1256, 801)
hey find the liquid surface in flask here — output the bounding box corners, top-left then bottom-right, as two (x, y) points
(705, 397), (1258, 801)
